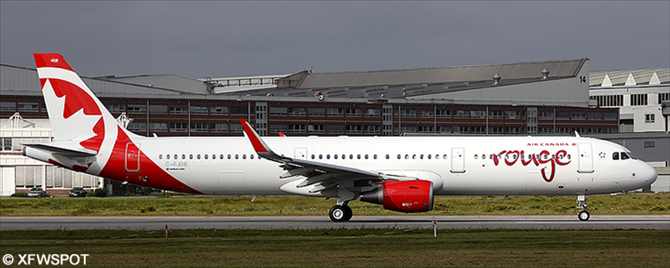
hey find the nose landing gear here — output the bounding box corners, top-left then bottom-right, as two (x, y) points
(577, 194), (590, 221)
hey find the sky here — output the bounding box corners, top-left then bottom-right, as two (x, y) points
(1, 1), (668, 78)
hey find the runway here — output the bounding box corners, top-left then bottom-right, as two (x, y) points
(1, 215), (668, 230)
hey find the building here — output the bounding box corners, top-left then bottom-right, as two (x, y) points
(0, 58), (636, 196)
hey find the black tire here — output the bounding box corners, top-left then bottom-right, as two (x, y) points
(342, 206), (353, 221)
(329, 205), (352, 222)
(578, 210), (590, 221)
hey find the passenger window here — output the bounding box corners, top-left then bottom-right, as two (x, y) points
(204, 154), (208, 160)
(243, 154), (247, 159)
(427, 154), (432, 160)
(435, 154), (439, 159)
(342, 154), (346, 159)
(235, 154), (239, 159)
(334, 154), (338, 159)
(386, 154), (390, 159)
(443, 154), (448, 159)
(319, 154), (323, 159)
(412, 154), (416, 159)
(182, 154), (186, 160)
(326, 154), (330, 159)
(159, 154), (163, 160)
(357, 154), (361, 159)
(482, 154), (486, 160)
(364, 154), (368, 159)
(397, 154), (401, 160)
(374, 154), (377, 159)
(474, 154), (478, 160)
(250, 154), (254, 159)
(175, 154), (178, 160)
(227, 154), (232, 159)
(350, 154), (354, 159)
(420, 154), (424, 160)
(197, 154), (201, 160)
(311, 155), (315, 160)
(166, 154), (170, 160)
(405, 154), (409, 160)
(189, 154), (193, 160)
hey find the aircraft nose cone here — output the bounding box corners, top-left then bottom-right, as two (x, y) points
(639, 163), (658, 186)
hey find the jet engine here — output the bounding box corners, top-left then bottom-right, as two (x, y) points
(360, 180), (434, 212)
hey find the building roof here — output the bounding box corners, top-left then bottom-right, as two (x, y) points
(589, 68), (670, 87)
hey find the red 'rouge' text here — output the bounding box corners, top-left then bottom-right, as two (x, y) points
(493, 150), (571, 182)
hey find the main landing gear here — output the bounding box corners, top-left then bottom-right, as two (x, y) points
(577, 194), (590, 221)
(329, 203), (353, 222)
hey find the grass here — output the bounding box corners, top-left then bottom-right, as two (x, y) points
(1, 229), (668, 267)
(1, 193), (668, 217)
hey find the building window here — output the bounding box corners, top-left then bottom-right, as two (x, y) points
(149, 122), (168, 132)
(18, 102), (39, 112)
(571, 127), (586, 134)
(309, 107), (325, 117)
(127, 121), (146, 132)
(453, 126), (468, 134)
(191, 122), (208, 132)
(470, 126), (486, 134)
(308, 124), (325, 134)
(364, 125), (380, 134)
(417, 109), (433, 118)
(128, 104), (147, 114)
(643, 141), (655, 148)
(505, 110), (520, 119)
(538, 110), (553, 120)
(269, 123), (286, 133)
(505, 126), (520, 134)
(454, 110), (469, 119)
(346, 108), (362, 117)
(437, 125), (451, 133)
(418, 125), (433, 133)
(191, 105), (208, 115)
(489, 110), (504, 119)
(436, 109), (451, 118)
(210, 105), (228, 115)
(0, 101), (16, 111)
(269, 106), (287, 116)
(588, 127), (602, 133)
(230, 122), (243, 133)
(588, 111), (603, 120)
(230, 106), (249, 116)
(170, 105), (188, 115)
(400, 125), (416, 133)
(631, 94), (648, 106)
(328, 124), (344, 134)
(539, 126), (554, 134)
(148, 104), (167, 115)
(470, 110), (486, 119)
(556, 111), (570, 120)
(289, 107), (306, 116)
(169, 122), (188, 132)
(327, 107), (344, 117)
(488, 126), (503, 134)
(571, 111), (586, 120)
(346, 124), (362, 134)
(645, 114), (655, 123)
(659, 93), (670, 103)
(289, 124), (306, 133)
(604, 112), (618, 121)
(106, 103), (125, 114)
(211, 123), (229, 132)
(365, 108), (381, 117)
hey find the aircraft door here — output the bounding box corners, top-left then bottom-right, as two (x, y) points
(451, 147), (465, 173)
(294, 147), (307, 160)
(125, 143), (141, 172)
(578, 143), (594, 173)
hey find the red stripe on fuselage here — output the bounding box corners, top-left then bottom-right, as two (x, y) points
(99, 127), (202, 194)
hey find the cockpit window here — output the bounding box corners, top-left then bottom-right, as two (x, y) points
(612, 152), (619, 160)
(627, 152), (638, 160)
(620, 152), (630, 160)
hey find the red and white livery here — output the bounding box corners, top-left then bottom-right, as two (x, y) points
(26, 53), (658, 222)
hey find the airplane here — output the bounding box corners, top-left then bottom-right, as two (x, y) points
(25, 53), (658, 222)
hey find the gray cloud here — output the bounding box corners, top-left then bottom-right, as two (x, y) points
(1, 1), (668, 78)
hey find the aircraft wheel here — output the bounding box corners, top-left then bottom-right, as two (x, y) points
(329, 205), (352, 222)
(578, 210), (590, 221)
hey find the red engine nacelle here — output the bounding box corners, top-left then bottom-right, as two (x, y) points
(360, 180), (434, 213)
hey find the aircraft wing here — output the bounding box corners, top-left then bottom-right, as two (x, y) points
(24, 142), (97, 157)
(240, 119), (382, 195)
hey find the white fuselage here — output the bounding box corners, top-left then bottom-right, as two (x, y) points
(134, 135), (657, 196)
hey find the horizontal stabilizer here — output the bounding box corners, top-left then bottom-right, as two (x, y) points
(25, 142), (97, 157)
